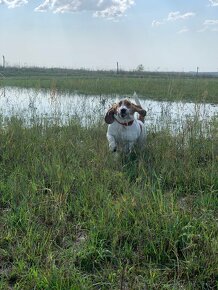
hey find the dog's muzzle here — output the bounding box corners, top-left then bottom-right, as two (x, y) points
(120, 108), (127, 118)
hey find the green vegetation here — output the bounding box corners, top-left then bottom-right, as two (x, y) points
(0, 66), (218, 103)
(0, 111), (217, 289)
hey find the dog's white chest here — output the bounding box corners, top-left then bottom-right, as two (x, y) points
(108, 121), (141, 142)
(115, 124), (139, 142)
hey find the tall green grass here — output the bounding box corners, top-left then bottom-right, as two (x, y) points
(1, 67), (218, 103)
(0, 112), (217, 289)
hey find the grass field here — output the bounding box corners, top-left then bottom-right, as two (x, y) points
(1, 66), (218, 103)
(0, 107), (217, 289)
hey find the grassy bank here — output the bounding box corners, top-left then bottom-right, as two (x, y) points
(0, 114), (217, 289)
(1, 67), (218, 103)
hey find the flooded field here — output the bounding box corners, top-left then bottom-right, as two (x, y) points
(0, 87), (217, 131)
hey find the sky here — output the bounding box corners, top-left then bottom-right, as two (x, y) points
(0, 0), (218, 72)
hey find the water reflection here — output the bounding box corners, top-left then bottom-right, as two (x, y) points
(0, 87), (217, 131)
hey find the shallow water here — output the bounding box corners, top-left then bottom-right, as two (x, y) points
(0, 87), (217, 131)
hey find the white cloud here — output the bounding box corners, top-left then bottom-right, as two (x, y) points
(0, 0), (27, 8)
(198, 19), (218, 32)
(177, 27), (189, 34)
(35, 0), (135, 18)
(209, 0), (218, 6)
(0, 0), (135, 18)
(152, 11), (195, 28)
(151, 20), (163, 27)
(203, 19), (218, 25)
(167, 11), (195, 21)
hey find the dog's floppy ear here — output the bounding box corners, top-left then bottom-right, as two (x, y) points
(104, 104), (117, 124)
(131, 103), (147, 117)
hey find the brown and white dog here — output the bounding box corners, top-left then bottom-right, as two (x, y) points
(105, 96), (146, 153)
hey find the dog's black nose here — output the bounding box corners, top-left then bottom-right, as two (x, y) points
(121, 108), (126, 114)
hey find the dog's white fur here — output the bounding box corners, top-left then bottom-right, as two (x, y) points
(105, 95), (146, 153)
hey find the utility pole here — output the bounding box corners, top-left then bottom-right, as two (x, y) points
(196, 66), (199, 77)
(116, 61), (119, 74)
(2, 55), (5, 68)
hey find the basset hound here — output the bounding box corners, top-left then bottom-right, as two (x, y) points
(105, 96), (147, 153)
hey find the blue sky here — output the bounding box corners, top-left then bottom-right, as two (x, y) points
(0, 0), (218, 71)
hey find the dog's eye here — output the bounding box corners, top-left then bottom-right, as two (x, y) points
(119, 101), (122, 107)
